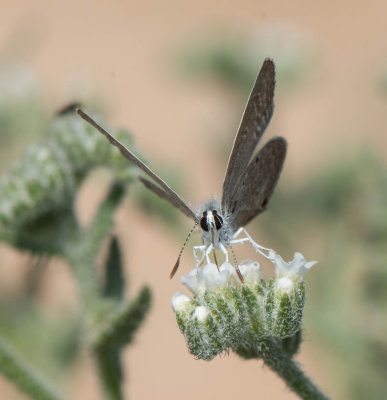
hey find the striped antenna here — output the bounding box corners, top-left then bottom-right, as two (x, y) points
(223, 228), (244, 283)
(170, 221), (198, 279)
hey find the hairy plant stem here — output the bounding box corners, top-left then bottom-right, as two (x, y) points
(60, 185), (137, 400)
(0, 338), (63, 400)
(62, 216), (122, 400)
(65, 228), (102, 315)
(240, 338), (330, 400)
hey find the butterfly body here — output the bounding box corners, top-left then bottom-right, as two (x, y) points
(77, 58), (287, 281)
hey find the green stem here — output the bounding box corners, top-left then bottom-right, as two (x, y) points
(63, 183), (125, 315)
(259, 338), (330, 400)
(62, 213), (101, 315)
(0, 337), (63, 400)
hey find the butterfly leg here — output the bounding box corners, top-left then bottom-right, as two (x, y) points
(231, 227), (272, 260)
(193, 245), (207, 267)
(204, 244), (214, 264)
(193, 244), (221, 267)
(218, 243), (229, 262)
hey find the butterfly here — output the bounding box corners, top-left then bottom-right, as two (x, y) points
(77, 58), (286, 282)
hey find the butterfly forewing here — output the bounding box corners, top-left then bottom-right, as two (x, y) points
(139, 177), (197, 220)
(76, 108), (197, 221)
(227, 137), (286, 230)
(222, 58), (276, 213)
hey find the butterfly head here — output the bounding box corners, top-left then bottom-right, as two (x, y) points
(197, 199), (232, 248)
(200, 210), (223, 232)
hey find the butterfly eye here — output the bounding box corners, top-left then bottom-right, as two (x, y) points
(213, 211), (223, 230)
(200, 212), (209, 232)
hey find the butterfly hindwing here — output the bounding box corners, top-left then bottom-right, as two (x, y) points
(227, 137), (287, 230)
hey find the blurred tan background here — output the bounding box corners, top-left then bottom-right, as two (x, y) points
(1, 1), (387, 399)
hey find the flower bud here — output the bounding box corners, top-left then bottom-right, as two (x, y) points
(0, 113), (135, 230)
(172, 261), (266, 360)
(265, 278), (305, 338)
(0, 144), (70, 228)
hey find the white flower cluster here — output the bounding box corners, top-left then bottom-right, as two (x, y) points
(172, 250), (317, 360)
(172, 251), (316, 309)
(172, 260), (260, 310)
(268, 250), (317, 295)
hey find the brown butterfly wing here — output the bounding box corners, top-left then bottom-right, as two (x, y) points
(77, 108), (197, 221)
(227, 137), (286, 231)
(138, 177), (197, 220)
(222, 59), (276, 213)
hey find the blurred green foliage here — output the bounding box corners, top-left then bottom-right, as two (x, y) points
(0, 65), (49, 171)
(0, 85), (152, 399)
(260, 150), (387, 400)
(0, 297), (80, 380)
(176, 26), (311, 95)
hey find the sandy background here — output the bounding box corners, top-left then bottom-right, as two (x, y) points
(1, 1), (387, 399)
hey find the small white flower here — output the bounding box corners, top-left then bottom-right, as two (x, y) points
(181, 262), (232, 295)
(180, 260), (262, 295)
(171, 292), (191, 312)
(193, 306), (209, 322)
(238, 260), (261, 285)
(268, 250), (317, 281)
(275, 276), (295, 295)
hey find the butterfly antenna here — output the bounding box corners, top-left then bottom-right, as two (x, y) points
(170, 222), (198, 279)
(210, 229), (220, 271)
(224, 229), (244, 283)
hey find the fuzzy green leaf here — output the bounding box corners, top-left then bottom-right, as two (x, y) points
(103, 236), (124, 301)
(93, 286), (152, 349)
(95, 345), (123, 400)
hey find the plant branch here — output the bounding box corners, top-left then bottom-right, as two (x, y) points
(0, 337), (63, 400)
(238, 338), (330, 400)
